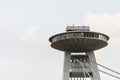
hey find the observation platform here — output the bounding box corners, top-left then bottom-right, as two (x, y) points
(49, 31), (109, 52)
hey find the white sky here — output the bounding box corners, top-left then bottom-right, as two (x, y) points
(0, 0), (120, 80)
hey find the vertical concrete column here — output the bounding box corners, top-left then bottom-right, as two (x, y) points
(86, 51), (101, 80)
(63, 51), (71, 80)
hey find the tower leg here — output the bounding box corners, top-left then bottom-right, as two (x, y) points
(86, 51), (101, 80)
(63, 51), (71, 80)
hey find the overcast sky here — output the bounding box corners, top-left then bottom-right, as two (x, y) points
(0, 0), (120, 80)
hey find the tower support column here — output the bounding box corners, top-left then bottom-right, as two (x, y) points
(63, 51), (71, 80)
(86, 51), (101, 80)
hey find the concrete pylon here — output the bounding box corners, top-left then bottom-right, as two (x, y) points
(62, 51), (101, 80)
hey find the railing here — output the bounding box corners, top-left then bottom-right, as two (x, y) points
(52, 32), (108, 43)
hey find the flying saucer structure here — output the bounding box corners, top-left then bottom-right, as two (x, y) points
(49, 26), (109, 52)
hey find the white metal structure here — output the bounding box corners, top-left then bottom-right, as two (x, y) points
(49, 26), (109, 80)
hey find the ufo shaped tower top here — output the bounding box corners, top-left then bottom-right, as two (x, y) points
(49, 25), (109, 53)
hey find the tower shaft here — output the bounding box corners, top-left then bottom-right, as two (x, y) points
(63, 52), (71, 80)
(63, 51), (101, 80)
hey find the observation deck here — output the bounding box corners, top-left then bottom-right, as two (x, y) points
(49, 26), (109, 52)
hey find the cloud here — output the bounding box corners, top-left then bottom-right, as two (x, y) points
(20, 26), (39, 44)
(82, 12), (120, 44)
